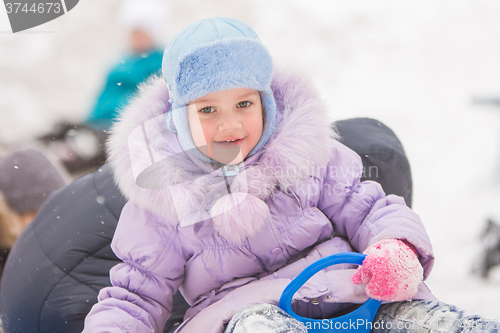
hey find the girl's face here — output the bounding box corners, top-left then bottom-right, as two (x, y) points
(187, 88), (264, 165)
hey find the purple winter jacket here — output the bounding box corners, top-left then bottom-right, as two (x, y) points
(83, 69), (436, 333)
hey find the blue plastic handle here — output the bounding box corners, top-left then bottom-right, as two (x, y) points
(279, 252), (381, 333)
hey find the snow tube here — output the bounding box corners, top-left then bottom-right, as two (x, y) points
(335, 118), (412, 207)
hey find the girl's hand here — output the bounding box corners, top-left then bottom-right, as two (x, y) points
(351, 239), (423, 302)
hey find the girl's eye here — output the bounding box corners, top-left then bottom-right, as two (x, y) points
(237, 101), (251, 108)
(199, 106), (215, 114)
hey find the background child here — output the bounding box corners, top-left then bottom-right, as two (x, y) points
(83, 17), (497, 333)
(0, 147), (68, 283)
(37, 0), (167, 175)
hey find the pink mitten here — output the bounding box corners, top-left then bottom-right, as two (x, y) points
(351, 239), (423, 302)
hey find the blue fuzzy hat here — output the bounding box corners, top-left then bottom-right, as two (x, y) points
(162, 17), (276, 162)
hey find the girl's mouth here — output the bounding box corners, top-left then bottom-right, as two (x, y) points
(214, 138), (244, 147)
(208, 138), (245, 164)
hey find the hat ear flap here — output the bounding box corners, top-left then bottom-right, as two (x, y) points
(166, 110), (177, 133)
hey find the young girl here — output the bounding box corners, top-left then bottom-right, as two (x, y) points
(83, 17), (497, 333)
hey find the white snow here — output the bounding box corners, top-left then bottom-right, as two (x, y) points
(2, 0), (500, 322)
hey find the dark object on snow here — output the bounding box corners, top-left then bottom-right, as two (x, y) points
(335, 117), (413, 207)
(471, 219), (500, 278)
(472, 96), (500, 106)
(0, 118), (413, 333)
(39, 123), (108, 174)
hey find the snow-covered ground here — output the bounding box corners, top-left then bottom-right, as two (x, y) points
(2, 0), (500, 322)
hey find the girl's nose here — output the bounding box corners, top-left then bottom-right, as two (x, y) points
(218, 111), (242, 132)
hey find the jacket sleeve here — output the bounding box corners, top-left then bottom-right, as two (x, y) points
(83, 202), (188, 333)
(317, 141), (434, 279)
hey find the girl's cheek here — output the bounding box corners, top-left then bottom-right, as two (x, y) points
(204, 129), (212, 143)
(188, 115), (209, 147)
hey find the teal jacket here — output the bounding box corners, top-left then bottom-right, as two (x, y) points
(86, 49), (163, 130)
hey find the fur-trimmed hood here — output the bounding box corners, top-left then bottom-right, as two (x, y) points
(107, 68), (338, 241)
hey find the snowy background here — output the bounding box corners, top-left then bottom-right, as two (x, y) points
(2, 0), (500, 322)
